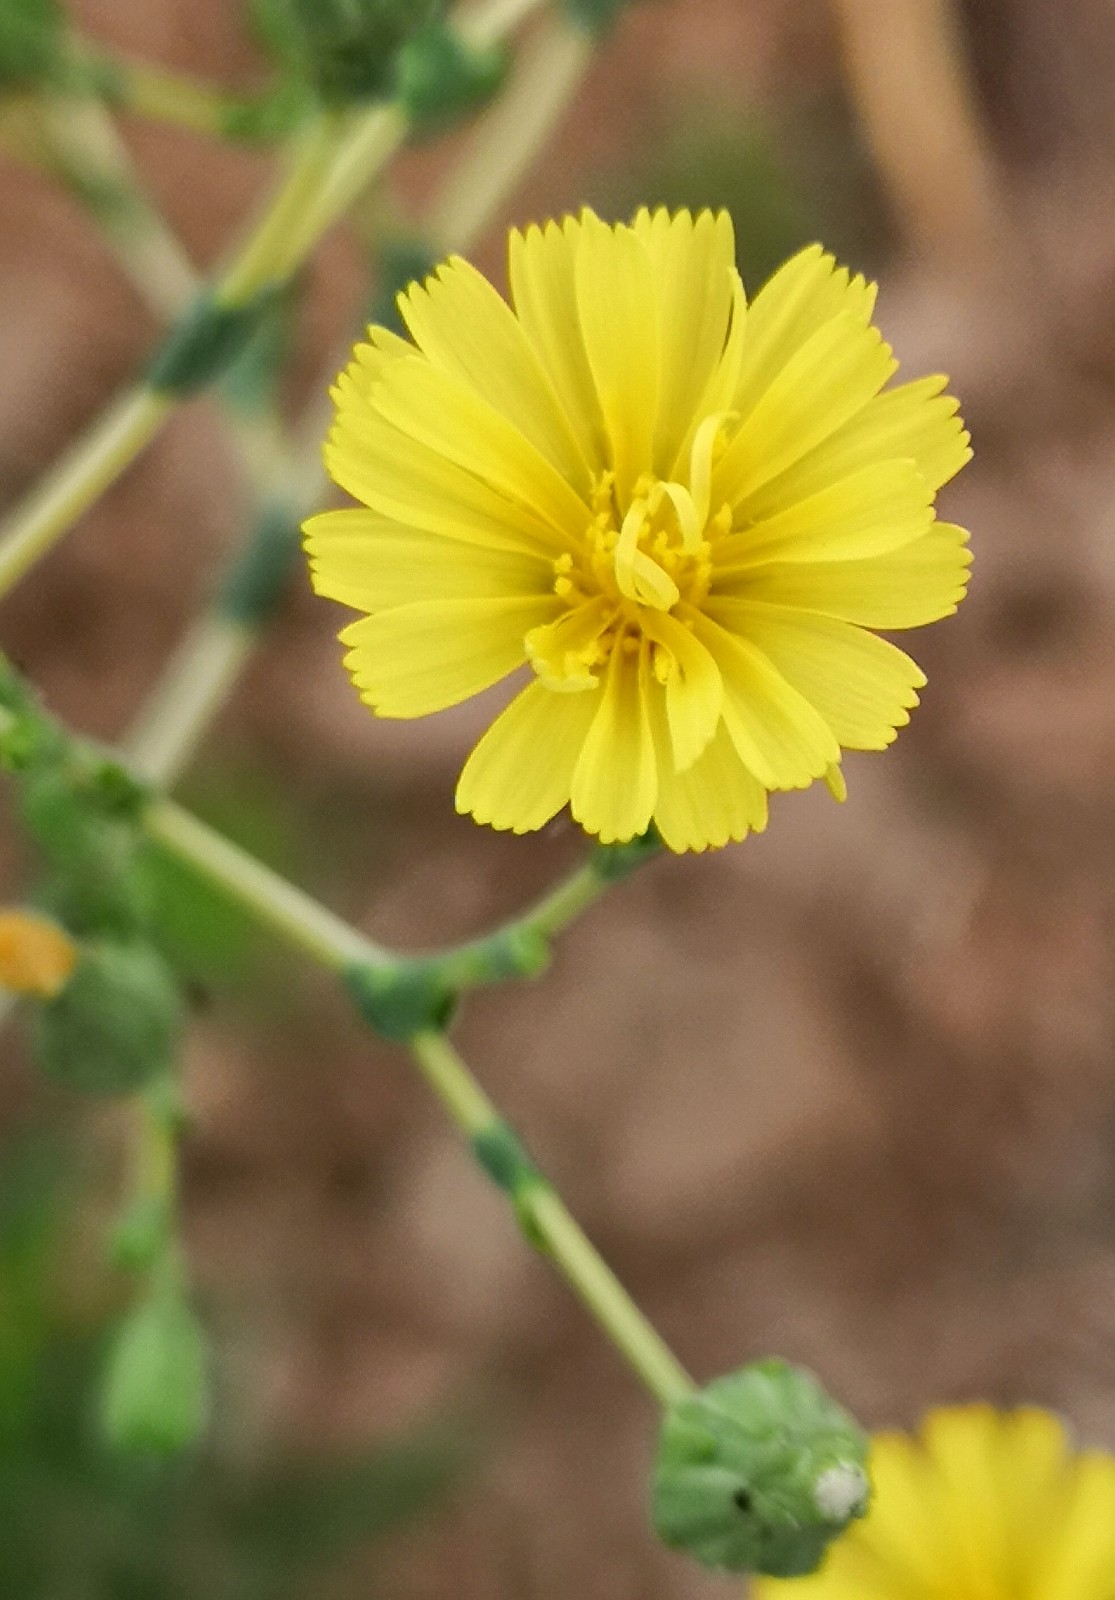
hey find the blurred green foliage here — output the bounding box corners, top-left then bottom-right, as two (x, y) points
(0, 1130), (469, 1600)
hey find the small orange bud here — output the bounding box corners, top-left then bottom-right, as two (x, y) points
(0, 908), (78, 998)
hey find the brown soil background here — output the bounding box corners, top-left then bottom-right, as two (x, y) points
(4, 0), (1115, 1594)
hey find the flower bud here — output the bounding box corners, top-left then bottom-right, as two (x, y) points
(100, 1286), (209, 1456)
(32, 941), (183, 1096)
(0, 908), (77, 997)
(651, 1360), (870, 1577)
(250, 0), (443, 102)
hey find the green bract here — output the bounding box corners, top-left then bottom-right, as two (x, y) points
(651, 1360), (870, 1577)
(250, 0), (443, 102)
(32, 941), (184, 1096)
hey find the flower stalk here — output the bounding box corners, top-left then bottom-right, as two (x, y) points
(0, 0), (546, 604)
(0, 671), (683, 1408)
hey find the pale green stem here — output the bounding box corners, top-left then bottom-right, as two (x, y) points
(0, 387), (175, 597)
(396, 1031), (695, 1406)
(36, 92), (197, 319)
(0, 0), (549, 605)
(426, 11), (593, 253)
(77, 45), (246, 141)
(124, 617), (255, 784)
(124, 5), (593, 787)
(518, 858), (618, 940)
(142, 797), (387, 970)
(142, 799), (684, 1405)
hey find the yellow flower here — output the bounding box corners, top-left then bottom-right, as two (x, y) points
(752, 1404), (1115, 1599)
(305, 208), (971, 852)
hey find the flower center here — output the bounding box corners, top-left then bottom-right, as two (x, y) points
(527, 418), (735, 692)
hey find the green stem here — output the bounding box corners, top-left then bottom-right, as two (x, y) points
(409, 1030), (694, 1406)
(76, 45), (249, 141)
(122, 9), (595, 789)
(0, 676), (683, 1403)
(143, 797), (386, 970)
(0, 101), (400, 603)
(0, 387), (174, 597)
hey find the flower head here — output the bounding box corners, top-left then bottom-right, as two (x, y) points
(752, 1403), (1115, 1599)
(306, 208), (971, 852)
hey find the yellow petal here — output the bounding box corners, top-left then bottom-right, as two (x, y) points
(456, 678), (598, 833)
(997, 1409), (1071, 1585)
(365, 352), (590, 541)
(508, 216), (609, 475)
(325, 395), (567, 558)
(743, 375), (971, 521)
(397, 257), (591, 491)
(631, 206), (737, 477)
(733, 245), (877, 424)
(570, 638), (656, 842)
(729, 522), (972, 628)
(304, 509), (553, 611)
(637, 604), (723, 772)
(714, 460), (934, 572)
(919, 1404), (1011, 1594)
(573, 210), (659, 504)
(715, 314), (898, 507)
(1040, 1450), (1115, 1600)
(648, 699), (767, 853)
(339, 595), (559, 717)
(0, 909), (78, 998)
(690, 610), (840, 789)
(711, 600), (925, 750)
(849, 1430), (949, 1591)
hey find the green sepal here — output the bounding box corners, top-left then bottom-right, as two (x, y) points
(100, 1283), (209, 1456)
(593, 825), (661, 882)
(651, 1360), (870, 1577)
(32, 941), (184, 1096)
(217, 499), (302, 625)
(345, 957), (457, 1042)
(394, 21), (506, 135)
(0, 0), (63, 87)
(146, 287), (287, 397)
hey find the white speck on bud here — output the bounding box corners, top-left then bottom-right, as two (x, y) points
(813, 1462), (869, 1522)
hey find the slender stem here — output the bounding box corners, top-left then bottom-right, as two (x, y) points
(123, 10), (595, 788)
(78, 46), (246, 141)
(427, 11), (593, 253)
(516, 857), (615, 941)
(0, 387), (174, 597)
(124, 617), (254, 784)
(0, 0), (550, 605)
(142, 796), (387, 970)
(409, 1031), (694, 1406)
(36, 93), (197, 318)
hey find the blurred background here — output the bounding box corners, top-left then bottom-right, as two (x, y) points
(3, 0), (1115, 1594)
